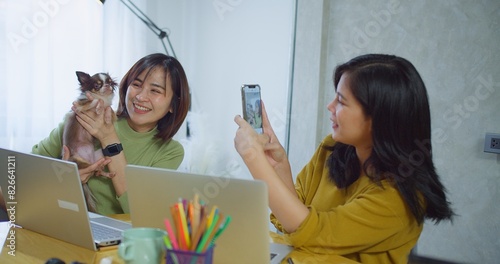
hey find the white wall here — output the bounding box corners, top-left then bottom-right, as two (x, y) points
(0, 0), (149, 152)
(147, 1), (296, 178)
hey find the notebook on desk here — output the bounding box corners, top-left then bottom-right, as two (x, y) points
(0, 147), (131, 251)
(125, 164), (293, 264)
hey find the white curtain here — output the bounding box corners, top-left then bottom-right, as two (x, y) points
(0, 0), (148, 153)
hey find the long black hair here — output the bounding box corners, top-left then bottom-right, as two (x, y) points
(326, 54), (454, 224)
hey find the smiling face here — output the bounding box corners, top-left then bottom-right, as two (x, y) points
(327, 73), (373, 151)
(125, 67), (174, 133)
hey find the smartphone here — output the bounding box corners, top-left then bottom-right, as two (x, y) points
(241, 84), (263, 134)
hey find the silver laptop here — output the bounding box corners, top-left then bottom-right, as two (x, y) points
(0, 148), (131, 251)
(125, 164), (292, 264)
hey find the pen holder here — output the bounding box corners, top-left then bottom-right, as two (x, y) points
(166, 246), (214, 264)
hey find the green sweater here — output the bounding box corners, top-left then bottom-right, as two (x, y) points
(32, 118), (184, 215)
(271, 135), (422, 264)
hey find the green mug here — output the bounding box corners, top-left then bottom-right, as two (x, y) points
(118, 227), (167, 264)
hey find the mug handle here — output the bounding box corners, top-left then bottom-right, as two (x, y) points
(118, 241), (133, 261)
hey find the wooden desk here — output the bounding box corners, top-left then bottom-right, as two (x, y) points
(0, 215), (128, 264)
(1, 215), (358, 264)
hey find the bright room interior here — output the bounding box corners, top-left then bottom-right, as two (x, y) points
(1, 1), (499, 263)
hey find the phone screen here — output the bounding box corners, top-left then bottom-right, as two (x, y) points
(241, 84), (263, 134)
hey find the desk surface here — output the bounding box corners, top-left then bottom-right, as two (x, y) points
(0, 214), (359, 264)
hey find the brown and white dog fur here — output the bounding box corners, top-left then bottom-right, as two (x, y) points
(63, 71), (117, 212)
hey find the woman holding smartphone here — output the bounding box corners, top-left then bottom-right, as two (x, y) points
(233, 54), (454, 263)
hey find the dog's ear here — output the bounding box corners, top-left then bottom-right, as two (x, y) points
(76, 71), (92, 85)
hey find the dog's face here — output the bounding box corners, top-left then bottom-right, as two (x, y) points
(76, 71), (117, 96)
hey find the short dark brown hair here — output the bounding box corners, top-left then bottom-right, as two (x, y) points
(117, 53), (190, 142)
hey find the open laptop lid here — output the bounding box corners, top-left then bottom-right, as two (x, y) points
(0, 148), (98, 251)
(125, 164), (275, 263)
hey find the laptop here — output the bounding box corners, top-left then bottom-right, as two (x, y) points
(0, 148), (132, 251)
(125, 164), (293, 264)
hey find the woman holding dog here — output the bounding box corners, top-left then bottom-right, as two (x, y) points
(32, 53), (190, 215)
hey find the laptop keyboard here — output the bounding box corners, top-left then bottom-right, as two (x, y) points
(91, 216), (132, 230)
(90, 222), (123, 240)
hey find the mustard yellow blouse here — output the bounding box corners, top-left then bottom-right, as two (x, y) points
(271, 135), (422, 264)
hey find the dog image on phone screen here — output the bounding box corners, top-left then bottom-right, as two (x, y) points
(62, 71), (117, 212)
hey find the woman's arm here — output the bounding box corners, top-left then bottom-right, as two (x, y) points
(283, 183), (418, 255)
(234, 107), (309, 233)
(259, 103), (296, 194)
(31, 122), (65, 157)
(242, 146), (309, 233)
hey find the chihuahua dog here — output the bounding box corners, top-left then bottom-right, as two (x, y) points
(62, 71), (117, 212)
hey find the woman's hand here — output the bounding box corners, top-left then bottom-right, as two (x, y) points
(260, 102), (288, 168)
(234, 102), (290, 166)
(235, 102), (295, 193)
(235, 103), (307, 232)
(62, 145), (113, 183)
(234, 114), (270, 164)
(234, 102), (290, 167)
(72, 92), (117, 143)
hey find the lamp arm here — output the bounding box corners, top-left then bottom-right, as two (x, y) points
(119, 0), (176, 57)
